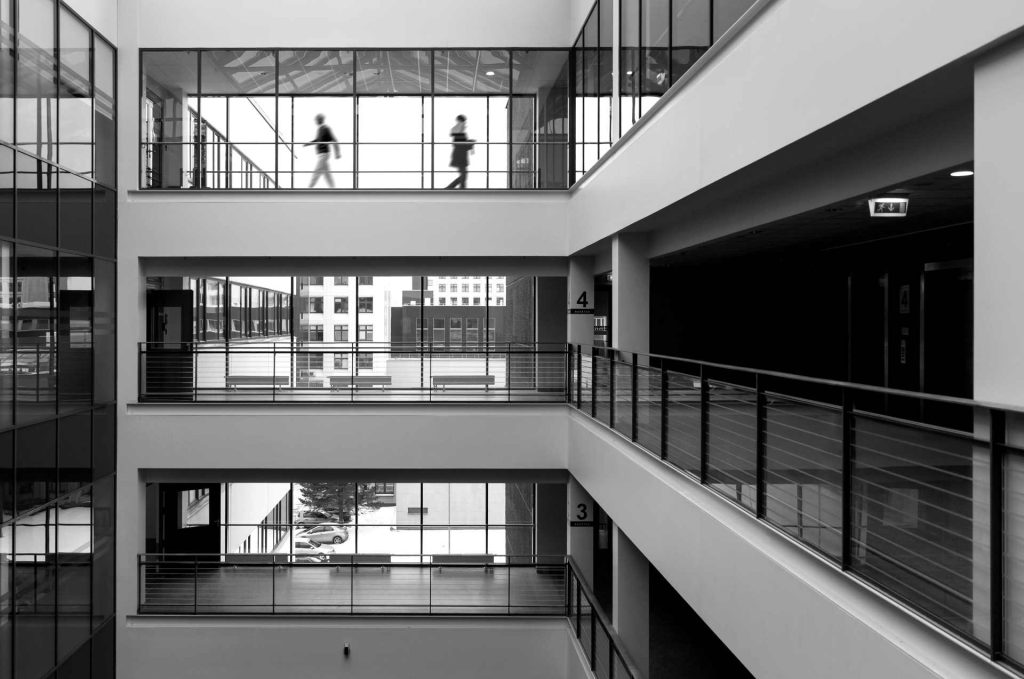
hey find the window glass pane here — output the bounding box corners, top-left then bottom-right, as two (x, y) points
(92, 185), (114, 258)
(16, 154), (57, 246)
(277, 96), (353, 189)
(58, 254), (92, 411)
(0, 242), (11, 427)
(93, 259), (114, 404)
(94, 39), (115, 187)
(16, 420), (56, 515)
(16, 246), (57, 421)
(713, 0), (756, 41)
(91, 475), (114, 627)
(141, 50), (198, 188)
(672, 0), (711, 46)
(0, 482), (10, 679)
(510, 51), (569, 189)
(278, 49), (353, 94)
(57, 492), (91, 661)
(14, 508), (56, 679)
(434, 50), (509, 94)
(0, 148), (11, 239)
(355, 50), (430, 94)
(58, 411), (90, 492)
(59, 170), (91, 253)
(16, 0), (57, 161)
(0, 430), (11, 521)
(58, 8), (92, 176)
(0, 0), (13, 142)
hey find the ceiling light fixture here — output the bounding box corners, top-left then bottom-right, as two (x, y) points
(868, 196), (909, 218)
(950, 170), (974, 177)
(485, 70), (495, 76)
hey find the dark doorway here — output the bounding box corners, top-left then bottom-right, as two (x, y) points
(592, 503), (613, 614)
(156, 483), (222, 557)
(145, 289), (195, 400)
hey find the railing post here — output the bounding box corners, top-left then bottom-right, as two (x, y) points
(700, 365), (709, 484)
(660, 364), (668, 460)
(841, 386), (854, 570)
(428, 560), (433, 615)
(193, 556), (199, 615)
(991, 408), (1006, 660)
(590, 609), (597, 670)
(271, 559), (276, 613)
(755, 374), (767, 519)
(590, 348), (596, 418)
(576, 345), (582, 409)
(631, 353), (638, 442)
(138, 555), (143, 613)
(575, 578), (581, 637)
(609, 351), (616, 428)
(350, 560), (354, 615)
(272, 346), (277, 403)
(138, 344), (143, 400)
(507, 562), (512, 615)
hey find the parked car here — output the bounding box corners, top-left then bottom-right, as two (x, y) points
(297, 524), (350, 545)
(292, 540), (331, 562)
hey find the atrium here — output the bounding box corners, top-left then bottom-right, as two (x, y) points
(2, 1), (1024, 678)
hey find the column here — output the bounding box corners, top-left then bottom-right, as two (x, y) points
(973, 36), (1024, 657)
(611, 233), (649, 353)
(568, 256), (596, 346)
(568, 478), (595, 587)
(613, 525), (650, 678)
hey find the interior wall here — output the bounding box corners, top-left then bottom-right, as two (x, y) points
(137, 0), (572, 47)
(120, 618), (580, 679)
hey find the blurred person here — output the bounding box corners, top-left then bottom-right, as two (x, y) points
(305, 113), (341, 188)
(445, 115), (474, 189)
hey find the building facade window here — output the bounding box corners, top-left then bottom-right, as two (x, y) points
(308, 324), (324, 341)
(358, 297), (373, 313)
(358, 324), (373, 341)
(334, 297), (348, 313)
(334, 324), (349, 342)
(307, 297), (323, 313)
(356, 352), (373, 369)
(334, 355), (349, 370)
(334, 276), (349, 286)
(357, 276), (373, 285)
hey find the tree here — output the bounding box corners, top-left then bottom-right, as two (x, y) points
(297, 482), (379, 523)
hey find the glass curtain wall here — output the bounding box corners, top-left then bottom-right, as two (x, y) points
(572, 0), (613, 182)
(619, 0), (756, 133)
(1, 2), (117, 677)
(216, 482), (537, 561)
(142, 49), (570, 190)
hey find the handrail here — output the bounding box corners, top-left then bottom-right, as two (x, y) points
(569, 342), (1024, 673)
(576, 342), (1024, 417)
(566, 556), (644, 679)
(137, 553), (569, 617)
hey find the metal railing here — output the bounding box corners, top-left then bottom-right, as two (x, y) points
(138, 341), (569, 403)
(142, 139), (569, 191)
(138, 553), (567, 616)
(569, 343), (1024, 672)
(566, 557), (641, 679)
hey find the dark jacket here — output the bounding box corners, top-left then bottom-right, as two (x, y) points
(449, 132), (474, 168)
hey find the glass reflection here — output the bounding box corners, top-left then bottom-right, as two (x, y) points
(13, 507), (56, 679)
(58, 8), (93, 177)
(0, 242), (11, 427)
(15, 246), (57, 421)
(15, 0), (57, 162)
(0, 0), (13, 143)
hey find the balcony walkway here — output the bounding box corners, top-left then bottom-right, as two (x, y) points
(140, 559), (567, 616)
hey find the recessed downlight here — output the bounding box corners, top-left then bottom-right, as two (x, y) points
(950, 170), (974, 177)
(485, 71), (495, 76)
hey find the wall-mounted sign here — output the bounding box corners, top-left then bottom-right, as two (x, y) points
(569, 291), (595, 314)
(570, 521), (595, 528)
(899, 285), (910, 314)
(868, 197), (909, 217)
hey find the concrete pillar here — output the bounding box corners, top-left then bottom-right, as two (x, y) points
(568, 478), (595, 588)
(568, 256), (596, 346)
(613, 525), (650, 678)
(973, 37), (1024, 655)
(611, 233), (649, 354)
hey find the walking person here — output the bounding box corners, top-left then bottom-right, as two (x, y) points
(304, 113), (341, 188)
(445, 115), (474, 189)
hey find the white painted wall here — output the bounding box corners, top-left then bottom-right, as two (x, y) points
(568, 412), (1007, 679)
(137, 0), (572, 48)
(120, 617), (582, 679)
(65, 0), (116, 42)
(975, 37), (1024, 408)
(568, 0), (1024, 253)
(225, 482), (291, 553)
